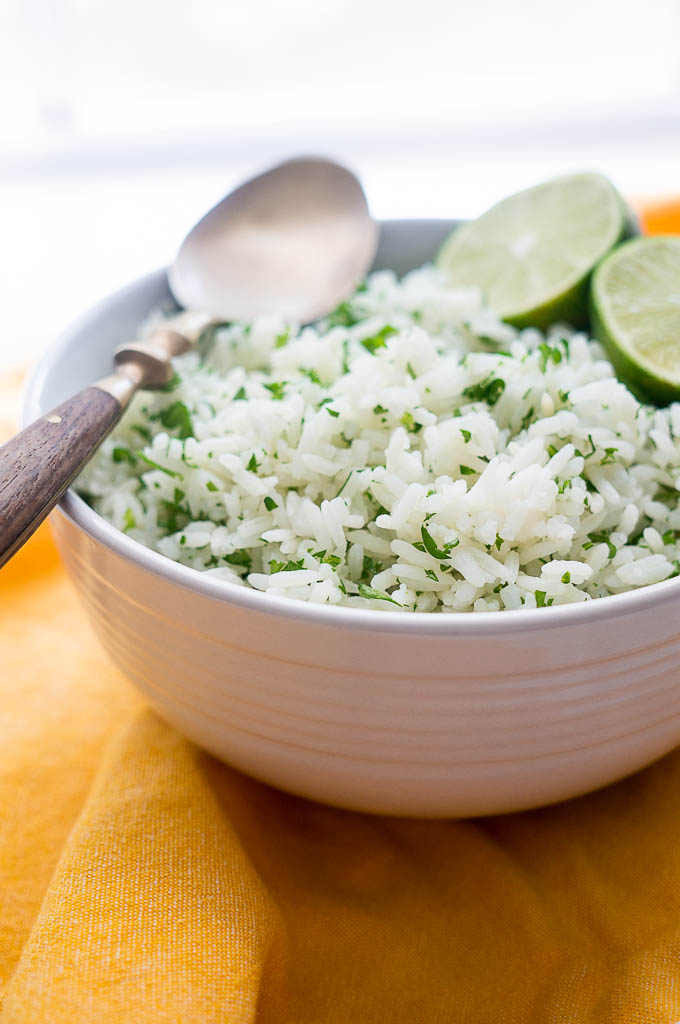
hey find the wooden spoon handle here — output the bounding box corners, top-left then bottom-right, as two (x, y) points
(0, 383), (129, 569)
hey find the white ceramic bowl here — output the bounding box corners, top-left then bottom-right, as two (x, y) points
(23, 220), (680, 817)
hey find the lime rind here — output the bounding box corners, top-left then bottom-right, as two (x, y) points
(437, 173), (632, 330)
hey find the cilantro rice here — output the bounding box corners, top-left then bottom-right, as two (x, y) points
(76, 266), (680, 612)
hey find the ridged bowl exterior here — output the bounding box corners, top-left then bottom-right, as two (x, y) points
(23, 220), (680, 817)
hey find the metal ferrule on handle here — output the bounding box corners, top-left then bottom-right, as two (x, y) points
(0, 327), (191, 569)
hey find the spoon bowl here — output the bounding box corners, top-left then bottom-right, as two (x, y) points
(169, 157), (378, 322)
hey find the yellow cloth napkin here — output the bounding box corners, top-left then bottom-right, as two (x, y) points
(3, 204), (680, 1023)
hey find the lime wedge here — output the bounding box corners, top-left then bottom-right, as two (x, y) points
(589, 236), (680, 404)
(437, 173), (633, 329)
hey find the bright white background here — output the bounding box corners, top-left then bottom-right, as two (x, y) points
(1, 0), (680, 372)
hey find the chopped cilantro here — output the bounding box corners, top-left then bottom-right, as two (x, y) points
(459, 465), (475, 476)
(460, 428), (472, 443)
(518, 403), (532, 432)
(123, 508), (136, 532)
(336, 471), (353, 497)
(420, 523), (458, 559)
(561, 571), (571, 584)
(269, 557), (305, 573)
(264, 496), (278, 510)
(301, 367), (323, 385)
(495, 534), (503, 550)
(547, 444), (558, 458)
(225, 550), (252, 570)
(462, 376), (506, 407)
(326, 407), (340, 418)
(137, 453), (183, 479)
(312, 549), (341, 568)
(159, 400), (193, 439)
(406, 362), (417, 379)
(233, 386), (247, 401)
(588, 531), (617, 559)
(131, 424), (152, 443)
(206, 480), (219, 493)
(373, 404), (387, 415)
(328, 300), (358, 328)
(401, 411), (416, 431)
(663, 529), (677, 545)
(424, 569), (438, 582)
(113, 446), (136, 465)
(600, 447), (618, 466)
(247, 453), (260, 472)
(263, 381), (286, 400)
(360, 555), (383, 581)
(361, 325), (397, 354)
(157, 488), (189, 534)
(538, 343), (562, 373)
(535, 590), (547, 608)
(357, 582), (400, 605)
(274, 329), (290, 349)
(341, 337), (350, 375)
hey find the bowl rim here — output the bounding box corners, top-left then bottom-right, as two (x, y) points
(22, 244), (680, 637)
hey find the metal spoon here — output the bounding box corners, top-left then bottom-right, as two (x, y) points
(0, 156), (377, 568)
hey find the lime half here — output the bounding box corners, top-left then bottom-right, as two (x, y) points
(590, 236), (680, 404)
(437, 173), (632, 329)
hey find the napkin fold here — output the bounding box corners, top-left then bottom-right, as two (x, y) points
(3, 199), (680, 1024)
